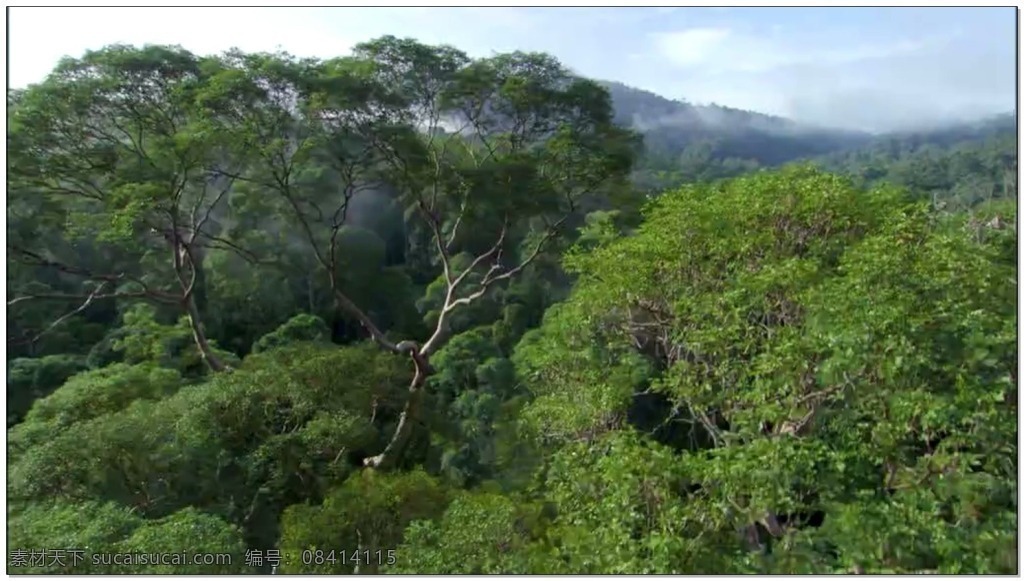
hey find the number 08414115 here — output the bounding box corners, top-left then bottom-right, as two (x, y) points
(300, 549), (396, 567)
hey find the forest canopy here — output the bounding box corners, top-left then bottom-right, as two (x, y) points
(6, 38), (1018, 574)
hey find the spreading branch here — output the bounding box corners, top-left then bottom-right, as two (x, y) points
(9, 245), (179, 303)
(420, 214), (567, 356)
(7, 282), (127, 346)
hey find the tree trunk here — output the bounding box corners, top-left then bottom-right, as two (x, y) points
(171, 236), (228, 374)
(363, 355), (429, 470)
(184, 292), (227, 373)
(327, 286), (431, 471)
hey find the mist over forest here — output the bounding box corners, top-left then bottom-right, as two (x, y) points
(6, 32), (1018, 575)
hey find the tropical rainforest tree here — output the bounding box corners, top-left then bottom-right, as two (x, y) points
(6, 38), (1015, 575)
(7, 45), (246, 371)
(191, 36), (637, 468)
(452, 166), (1016, 573)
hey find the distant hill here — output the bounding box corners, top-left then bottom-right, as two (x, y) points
(812, 112), (1016, 210)
(849, 112), (1016, 151)
(602, 81), (1016, 196)
(600, 81), (872, 190)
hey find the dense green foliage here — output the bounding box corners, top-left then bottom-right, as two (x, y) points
(6, 38), (1017, 574)
(503, 167), (1016, 573)
(814, 115), (1016, 212)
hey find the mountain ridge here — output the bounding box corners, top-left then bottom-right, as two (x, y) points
(601, 80), (1016, 192)
(600, 80), (1014, 139)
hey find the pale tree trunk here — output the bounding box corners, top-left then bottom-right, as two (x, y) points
(356, 223), (562, 470)
(326, 286), (432, 470)
(172, 234), (228, 374)
(363, 378), (426, 470)
(362, 349), (429, 470)
(183, 291), (227, 373)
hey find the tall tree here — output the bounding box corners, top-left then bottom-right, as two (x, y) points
(340, 38), (637, 468)
(205, 38), (637, 468)
(7, 45), (248, 371)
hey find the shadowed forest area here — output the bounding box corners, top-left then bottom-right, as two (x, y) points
(6, 37), (1018, 574)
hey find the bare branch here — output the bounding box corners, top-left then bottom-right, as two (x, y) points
(207, 168), (279, 193)
(447, 217), (510, 292)
(420, 200), (453, 286)
(188, 173), (235, 245)
(179, 242), (201, 299)
(7, 290), (168, 307)
(444, 214), (566, 311)
(445, 199), (469, 253)
(188, 179), (212, 241)
(691, 404), (725, 448)
(278, 183), (332, 273)
(10, 246), (115, 280)
(477, 215), (566, 288)
(22, 281), (107, 332)
(193, 232), (264, 265)
(420, 214), (565, 356)
(8, 246), (174, 302)
(331, 288), (399, 354)
(6, 284), (177, 347)
(167, 211), (192, 297)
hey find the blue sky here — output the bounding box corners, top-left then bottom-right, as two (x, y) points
(8, 6), (1017, 132)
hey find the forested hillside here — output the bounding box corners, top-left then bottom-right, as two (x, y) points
(6, 38), (1018, 574)
(605, 81), (1016, 200)
(813, 114), (1017, 212)
(602, 81), (871, 190)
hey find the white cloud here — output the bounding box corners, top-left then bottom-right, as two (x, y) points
(652, 26), (933, 74)
(642, 22), (1011, 132)
(651, 27), (731, 68)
